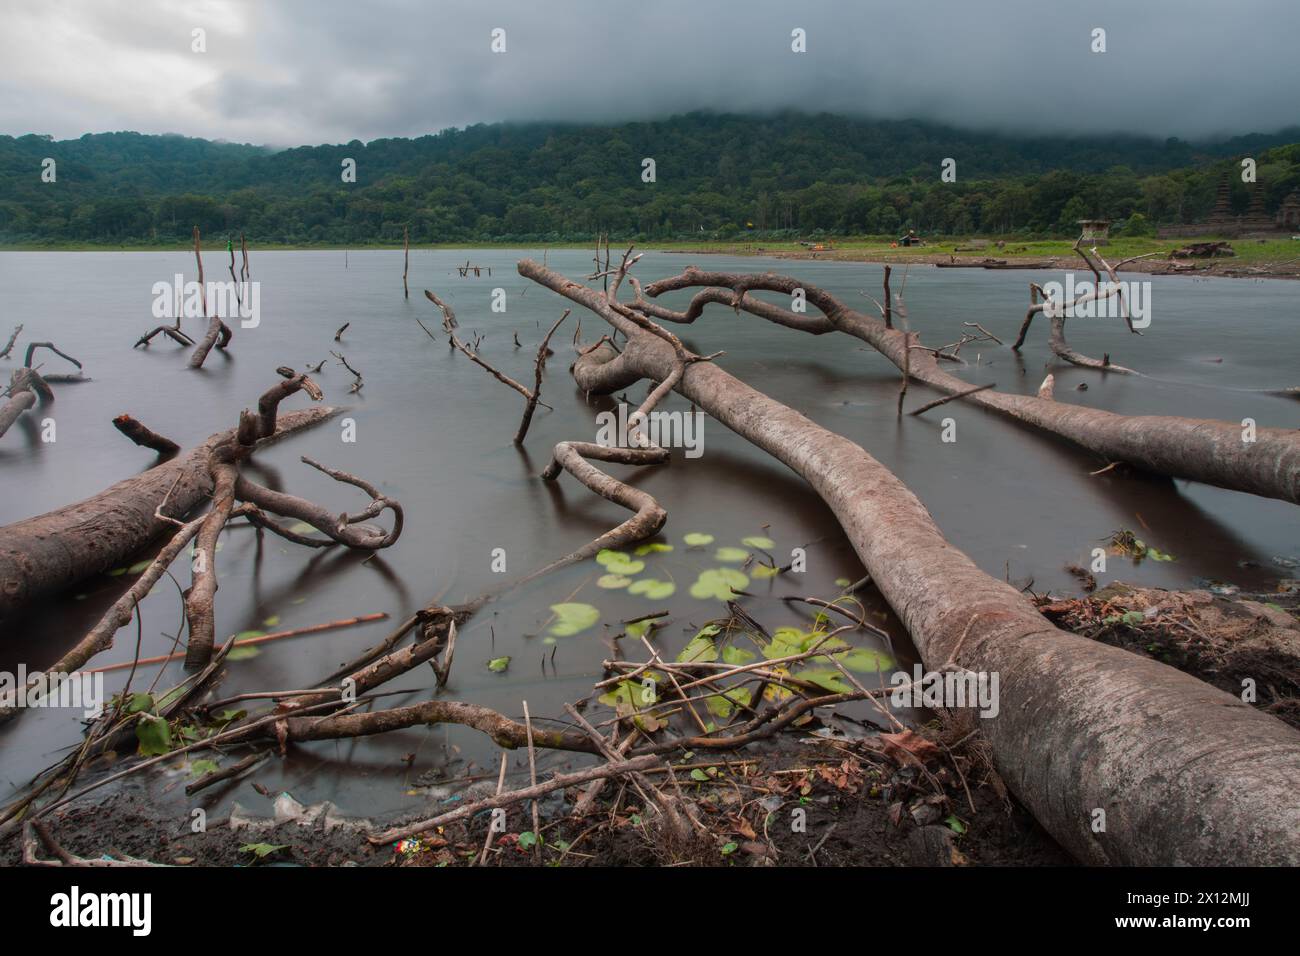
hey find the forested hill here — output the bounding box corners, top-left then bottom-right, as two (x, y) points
(2, 112), (1298, 245)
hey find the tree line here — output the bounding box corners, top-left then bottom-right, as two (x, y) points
(1, 113), (1297, 244)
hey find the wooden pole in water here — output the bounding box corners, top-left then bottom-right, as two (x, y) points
(403, 226), (409, 298)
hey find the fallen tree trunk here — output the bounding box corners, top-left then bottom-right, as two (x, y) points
(640, 268), (1300, 504)
(521, 257), (1300, 866)
(0, 405), (338, 621)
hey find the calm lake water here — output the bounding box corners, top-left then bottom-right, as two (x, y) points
(1, 249), (1297, 818)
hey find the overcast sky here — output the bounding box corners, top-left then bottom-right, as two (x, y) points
(2, 0), (1295, 146)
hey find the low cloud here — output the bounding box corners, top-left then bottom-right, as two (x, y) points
(2, 0), (1295, 146)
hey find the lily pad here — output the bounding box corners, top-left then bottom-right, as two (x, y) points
(487, 656), (511, 673)
(626, 619), (654, 639)
(795, 668), (854, 694)
(704, 686), (752, 719)
(714, 546), (750, 563)
(627, 578), (675, 600)
(597, 573), (632, 589)
(683, 533), (715, 547)
(721, 645), (756, 665)
(741, 535), (775, 550)
(690, 568), (749, 601)
(751, 564), (780, 579)
(595, 550), (645, 575)
(677, 625), (721, 664)
(634, 542), (674, 556)
(548, 602), (600, 637)
(840, 647), (894, 672)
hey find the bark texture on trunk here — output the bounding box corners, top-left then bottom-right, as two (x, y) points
(0, 406), (338, 621)
(520, 258), (1300, 866)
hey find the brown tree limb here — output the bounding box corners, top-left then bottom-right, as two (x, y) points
(0, 324), (20, 359)
(368, 755), (660, 845)
(641, 267), (1300, 504)
(521, 255), (1300, 865)
(112, 414), (180, 456)
(0, 404), (339, 621)
(188, 226), (233, 369)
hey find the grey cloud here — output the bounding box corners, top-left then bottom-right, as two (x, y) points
(2, 0), (1296, 145)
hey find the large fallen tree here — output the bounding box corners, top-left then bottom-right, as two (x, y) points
(0, 404), (338, 622)
(516, 255), (1300, 866)
(637, 267), (1300, 504)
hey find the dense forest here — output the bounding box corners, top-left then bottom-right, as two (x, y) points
(2, 112), (1298, 245)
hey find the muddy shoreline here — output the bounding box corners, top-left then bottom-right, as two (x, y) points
(7, 582), (1293, 868)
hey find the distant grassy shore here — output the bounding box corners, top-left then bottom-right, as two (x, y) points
(3, 235), (1297, 277)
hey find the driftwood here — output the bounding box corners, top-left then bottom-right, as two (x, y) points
(642, 267), (1300, 505)
(188, 226), (233, 369)
(0, 325), (21, 359)
(111, 414), (180, 456)
(182, 371), (402, 668)
(0, 368), (49, 439)
(0, 404), (339, 621)
(420, 289), (566, 444)
(521, 255), (1300, 866)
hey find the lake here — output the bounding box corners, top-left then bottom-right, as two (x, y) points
(1, 248), (1297, 819)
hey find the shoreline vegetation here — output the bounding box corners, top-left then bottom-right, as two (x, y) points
(5, 235), (1297, 278)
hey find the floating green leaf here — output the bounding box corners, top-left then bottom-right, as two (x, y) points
(714, 546), (749, 563)
(136, 713), (172, 756)
(721, 645), (756, 665)
(289, 521), (317, 535)
(627, 578), (675, 600)
(626, 619), (654, 639)
(683, 533), (714, 547)
(634, 542), (674, 556)
(751, 564), (779, 579)
(189, 759), (220, 779)
(704, 687), (752, 719)
(795, 668), (854, 694)
(487, 656), (511, 673)
(548, 602), (600, 637)
(741, 535), (775, 550)
(597, 573), (632, 589)
(127, 559), (152, 575)
(226, 645), (261, 661)
(690, 568), (749, 600)
(840, 647), (894, 672)
(262, 615), (281, 628)
(595, 550), (645, 575)
(834, 577), (852, 588)
(677, 625), (721, 664)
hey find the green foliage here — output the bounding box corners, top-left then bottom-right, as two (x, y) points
(4, 119), (1296, 246)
